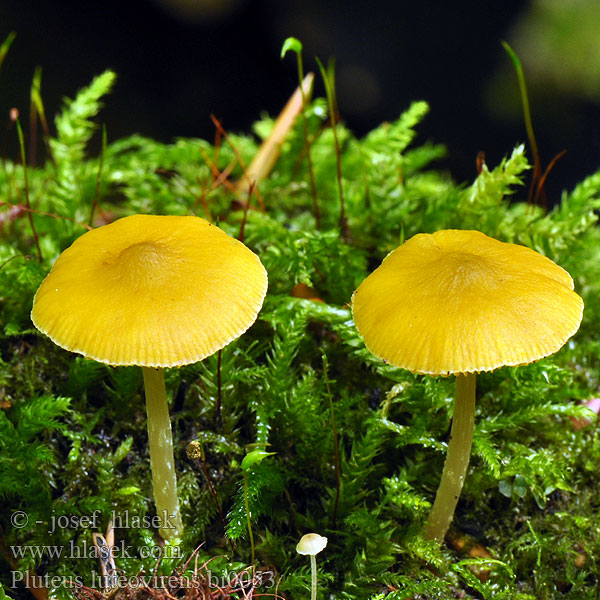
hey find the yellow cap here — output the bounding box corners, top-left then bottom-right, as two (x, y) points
(31, 215), (268, 367)
(351, 230), (583, 375)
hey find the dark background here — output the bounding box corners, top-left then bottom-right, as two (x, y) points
(1, 0), (599, 201)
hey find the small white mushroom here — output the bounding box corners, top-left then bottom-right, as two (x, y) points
(296, 533), (327, 600)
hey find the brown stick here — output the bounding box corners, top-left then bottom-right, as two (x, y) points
(236, 74), (314, 197)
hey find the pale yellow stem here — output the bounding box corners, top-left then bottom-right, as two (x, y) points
(142, 366), (183, 541)
(424, 372), (476, 543)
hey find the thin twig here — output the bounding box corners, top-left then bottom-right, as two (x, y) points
(193, 444), (234, 553)
(210, 114), (265, 212)
(533, 149), (567, 208)
(238, 182), (253, 243)
(211, 158), (238, 191)
(195, 175), (212, 221)
(14, 111), (42, 262)
(212, 126), (222, 186)
(0, 200), (92, 231)
(198, 146), (239, 195)
(476, 150), (486, 175)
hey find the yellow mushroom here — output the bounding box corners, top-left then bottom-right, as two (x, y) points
(352, 229), (583, 543)
(31, 214), (268, 541)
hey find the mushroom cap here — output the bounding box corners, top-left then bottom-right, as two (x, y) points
(31, 215), (268, 367)
(296, 533), (328, 555)
(351, 230), (584, 375)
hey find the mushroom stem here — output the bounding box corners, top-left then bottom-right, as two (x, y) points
(310, 554), (317, 600)
(142, 367), (183, 541)
(424, 372), (476, 543)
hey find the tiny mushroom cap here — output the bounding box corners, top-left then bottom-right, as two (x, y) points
(31, 214), (268, 366)
(296, 533), (328, 556)
(352, 229), (584, 375)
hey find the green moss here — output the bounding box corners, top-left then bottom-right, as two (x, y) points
(1, 62), (599, 600)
